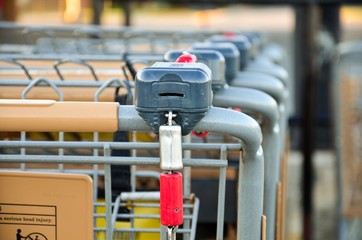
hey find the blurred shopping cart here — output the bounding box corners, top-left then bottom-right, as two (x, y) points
(0, 22), (218, 55)
(333, 41), (362, 240)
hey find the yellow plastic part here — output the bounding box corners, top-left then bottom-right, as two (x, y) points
(96, 199), (160, 240)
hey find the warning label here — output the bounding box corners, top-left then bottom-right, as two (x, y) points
(0, 203), (56, 240)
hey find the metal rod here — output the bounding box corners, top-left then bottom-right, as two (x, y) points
(103, 144), (113, 240)
(0, 140), (241, 151)
(0, 155), (228, 168)
(295, 4), (320, 240)
(216, 145), (228, 240)
(0, 53), (161, 62)
(190, 198), (199, 240)
(167, 226), (177, 240)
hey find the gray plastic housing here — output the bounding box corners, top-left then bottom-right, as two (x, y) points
(135, 62), (212, 135)
(164, 49), (226, 90)
(209, 34), (251, 70)
(240, 32), (264, 58)
(192, 42), (239, 84)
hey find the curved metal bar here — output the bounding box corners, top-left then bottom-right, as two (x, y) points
(259, 43), (286, 66)
(0, 58), (33, 80)
(54, 59), (99, 81)
(213, 86), (280, 240)
(245, 59), (289, 86)
(194, 107), (264, 240)
(94, 78), (132, 103)
(232, 72), (285, 104)
(118, 106), (262, 155)
(118, 105), (264, 240)
(231, 71), (289, 157)
(21, 77), (64, 101)
(214, 86), (279, 127)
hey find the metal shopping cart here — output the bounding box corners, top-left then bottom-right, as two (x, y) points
(0, 24), (293, 239)
(333, 41), (362, 240)
(0, 22), (219, 56)
(0, 58), (265, 240)
(164, 49), (286, 240)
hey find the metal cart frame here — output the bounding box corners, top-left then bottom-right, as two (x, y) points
(0, 100), (264, 240)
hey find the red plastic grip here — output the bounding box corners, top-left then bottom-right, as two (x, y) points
(224, 32), (236, 39)
(160, 172), (183, 226)
(175, 52), (197, 63)
(192, 131), (209, 138)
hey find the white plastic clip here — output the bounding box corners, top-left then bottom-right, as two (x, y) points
(159, 111), (183, 171)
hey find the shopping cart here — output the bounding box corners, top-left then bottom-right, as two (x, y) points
(0, 103), (265, 240)
(0, 56), (266, 240)
(0, 22), (219, 56)
(333, 41), (362, 240)
(165, 49), (283, 240)
(0, 24), (292, 239)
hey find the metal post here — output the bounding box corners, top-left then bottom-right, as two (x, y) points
(320, 4), (340, 238)
(92, 0), (103, 25)
(317, 3), (340, 148)
(122, 1), (132, 27)
(294, 4), (320, 240)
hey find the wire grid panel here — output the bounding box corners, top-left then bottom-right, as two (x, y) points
(336, 42), (362, 217)
(0, 68), (202, 240)
(0, 138), (235, 240)
(0, 24), (266, 239)
(0, 23), (217, 55)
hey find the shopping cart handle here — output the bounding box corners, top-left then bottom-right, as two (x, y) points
(0, 99), (119, 132)
(196, 107), (264, 240)
(118, 105), (264, 239)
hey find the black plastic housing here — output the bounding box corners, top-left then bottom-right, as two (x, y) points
(135, 62), (212, 135)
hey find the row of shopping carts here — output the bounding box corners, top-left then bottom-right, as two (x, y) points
(0, 23), (290, 240)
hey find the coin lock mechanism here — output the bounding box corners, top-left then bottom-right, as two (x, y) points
(135, 53), (212, 239)
(135, 56), (212, 136)
(164, 49), (227, 139)
(208, 34), (252, 70)
(164, 49), (226, 91)
(192, 42), (240, 84)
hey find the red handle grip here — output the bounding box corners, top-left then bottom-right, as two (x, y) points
(160, 172), (183, 226)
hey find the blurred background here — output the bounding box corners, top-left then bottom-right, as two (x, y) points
(0, 1), (361, 240)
